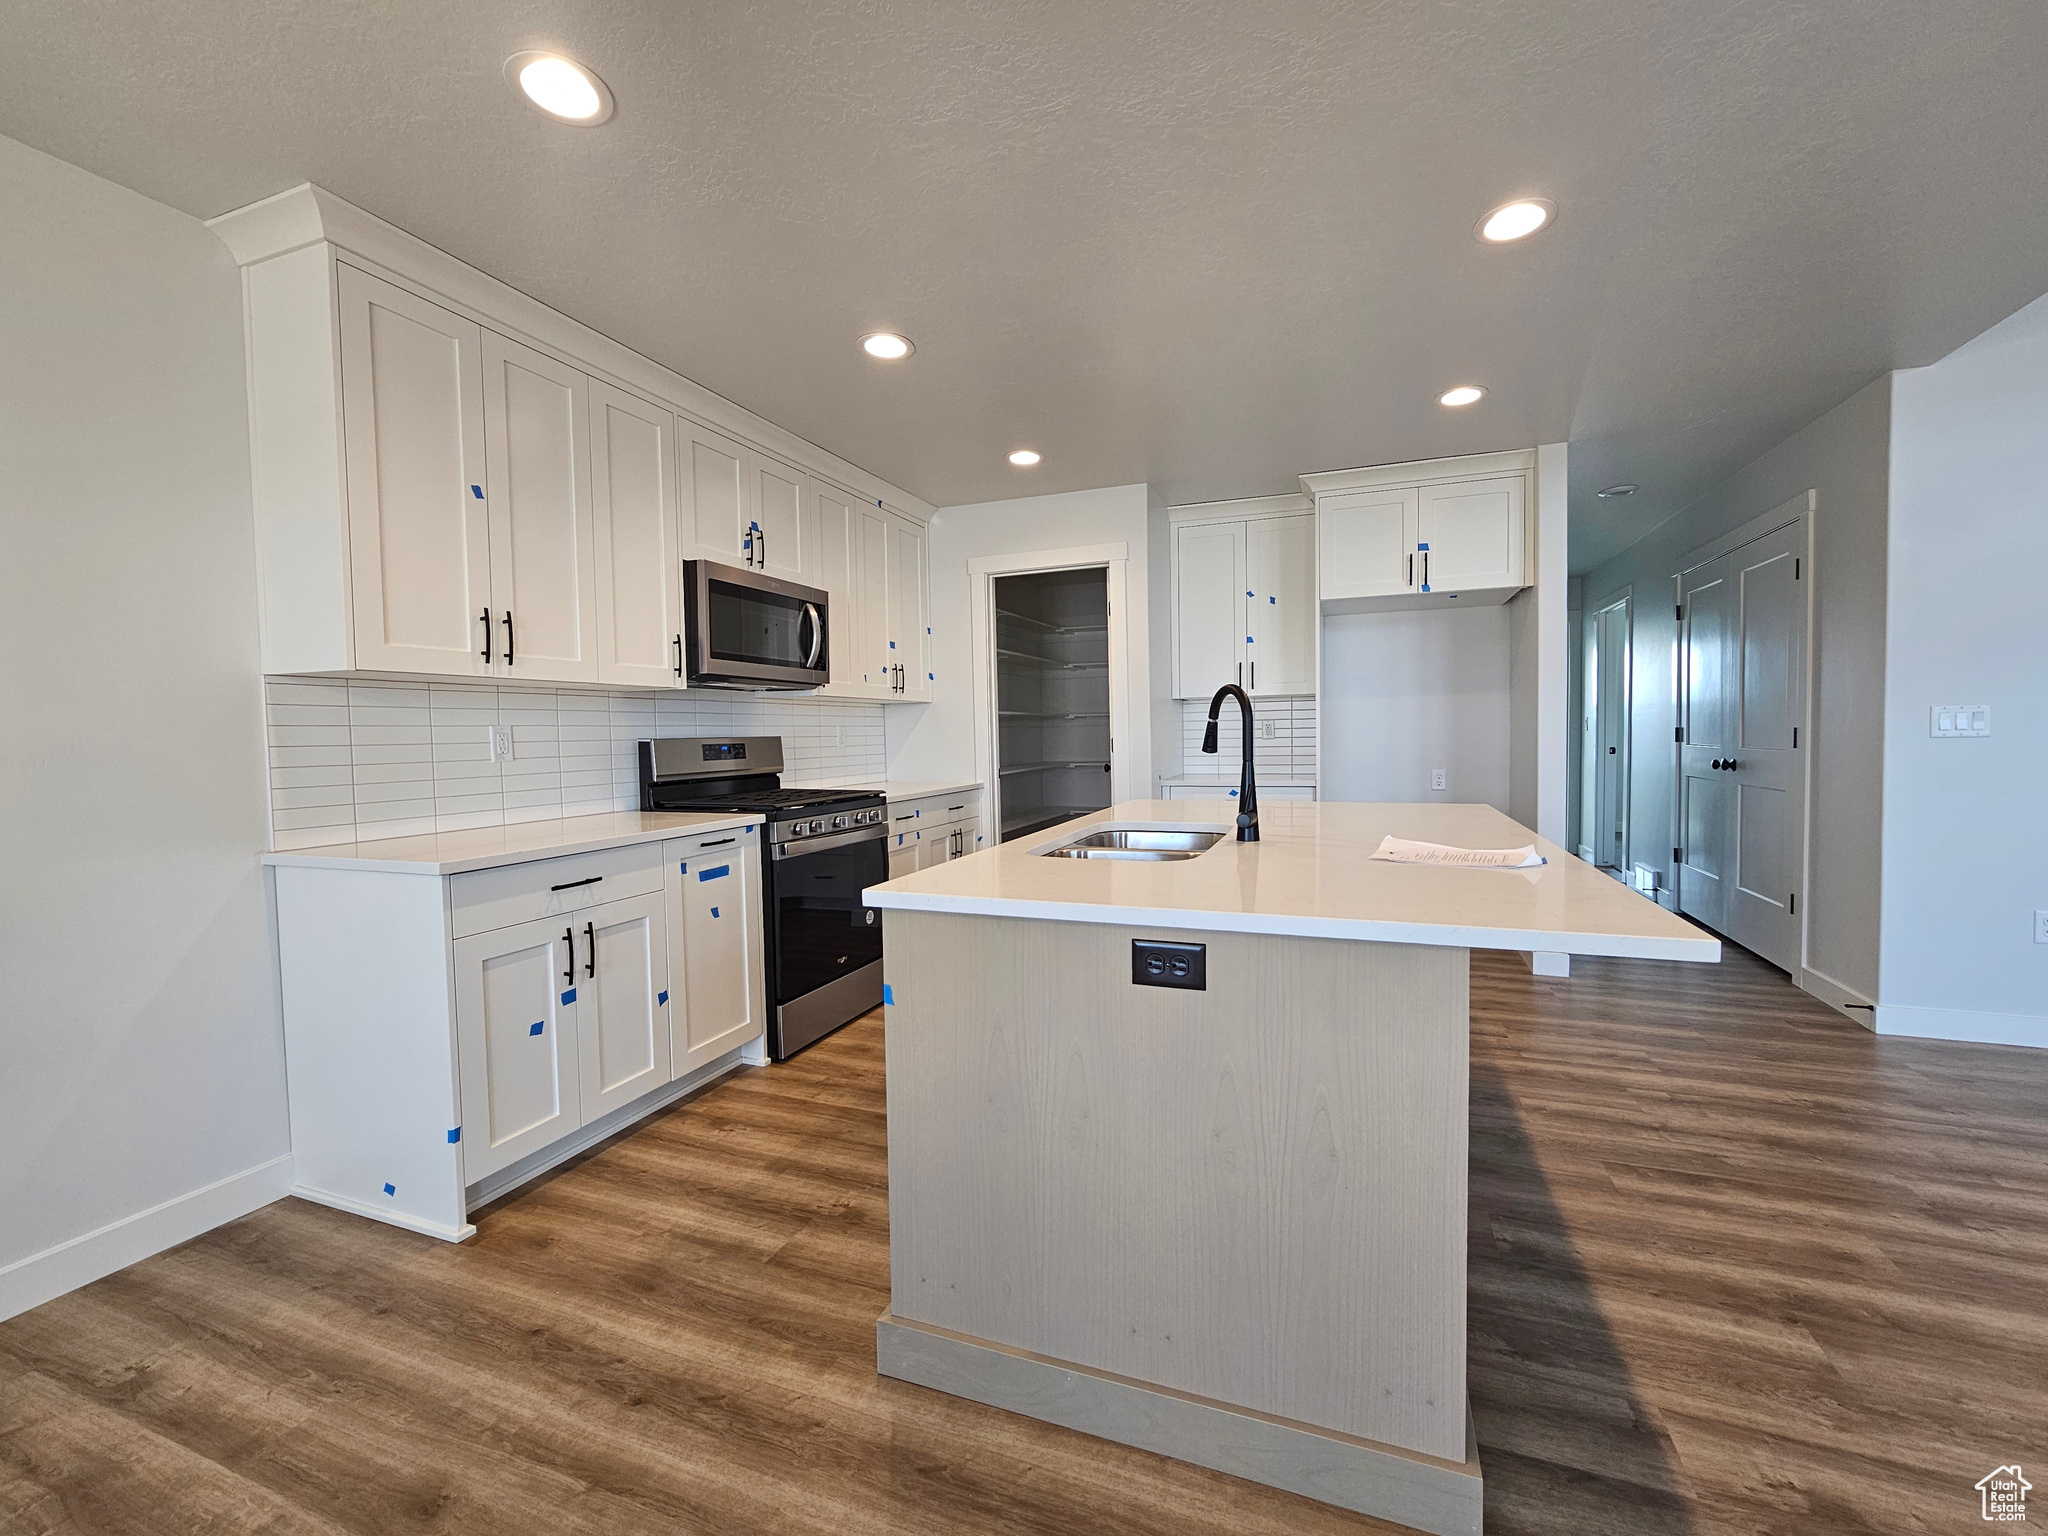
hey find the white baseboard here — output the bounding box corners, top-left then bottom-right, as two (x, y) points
(291, 1184), (475, 1243)
(1798, 966), (1877, 1027)
(0, 1153), (294, 1324)
(1875, 1004), (2048, 1049)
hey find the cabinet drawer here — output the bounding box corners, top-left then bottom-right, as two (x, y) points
(450, 843), (665, 939)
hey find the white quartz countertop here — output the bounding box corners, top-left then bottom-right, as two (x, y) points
(262, 810), (761, 876)
(879, 780), (985, 803)
(863, 799), (1719, 961)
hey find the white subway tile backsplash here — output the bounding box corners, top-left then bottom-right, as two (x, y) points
(262, 677), (891, 849)
(1175, 696), (1318, 781)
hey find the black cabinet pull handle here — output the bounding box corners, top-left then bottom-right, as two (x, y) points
(503, 610), (514, 666)
(480, 609), (493, 661)
(697, 837), (737, 849)
(550, 875), (602, 892)
(563, 926), (574, 985)
(584, 921), (596, 978)
(673, 634), (683, 678)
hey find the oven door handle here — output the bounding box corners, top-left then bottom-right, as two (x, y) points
(771, 823), (887, 860)
(801, 602), (823, 669)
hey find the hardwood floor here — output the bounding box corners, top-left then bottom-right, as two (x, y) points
(4, 945), (2042, 1534)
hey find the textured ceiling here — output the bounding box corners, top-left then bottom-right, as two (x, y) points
(3, 1), (2044, 572)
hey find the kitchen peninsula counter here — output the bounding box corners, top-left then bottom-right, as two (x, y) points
(862, 799), (1714, 1535)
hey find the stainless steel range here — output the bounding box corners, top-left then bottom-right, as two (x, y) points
(638, 736), (885, 1059)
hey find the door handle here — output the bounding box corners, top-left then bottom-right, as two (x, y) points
(584, 921), (596, 978)
(758, 529), (768, 570)
(1724, 758), (1739, 771)
(480, 608), (493, 662)
(1711, 759), (1722, 770)
(550, 875), (602, 892)
(563, 926), (574, 985)
(503, 610), (514, 667)
(802, 602), (823, 668)
(673, 634), (683, 678)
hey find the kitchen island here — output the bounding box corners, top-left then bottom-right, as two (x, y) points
(863, 799), (1716, 1535)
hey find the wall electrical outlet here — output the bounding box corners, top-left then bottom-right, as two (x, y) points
(1431, 768), (1447, 791)
(489, 725), (514, 763)
(1260, 719), (1277, 739)
(2036, 910), (2048, 945)
(1930, 704), (1990, 737)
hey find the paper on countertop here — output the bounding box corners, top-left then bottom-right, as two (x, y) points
(1370, 835), (1547, 869)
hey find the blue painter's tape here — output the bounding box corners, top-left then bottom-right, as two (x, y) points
(471, 484), (483, 499)
(1246, 636), (1254, 644)
(383, 1182), (396, 1196)
(1246, 589), (1254, 597)
(928, 673), (934, 680)
(447, 1127), (461, 1143)
(889, 639), (897, 649)
(1417, 541), (1429, 550)
(882, 983), (896, 1006)
(679, 861), (687, 873)
(561, 987), (576, 1005)
(1269, 595), (1276, 604)
(530, 1020), (544, 1036)
(658, 989), (669, 1005)
(710, 906), (720, 917)
(698, 864), (730, 882)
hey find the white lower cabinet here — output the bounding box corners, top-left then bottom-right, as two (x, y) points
(885, 788), (986, 873)
(271, 828), (764, 1242)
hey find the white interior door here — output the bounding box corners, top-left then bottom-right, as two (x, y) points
(482, 333), (599, 681)
(1318, 487), (1417, 601)
(681, 420), (752, 566)
(1592, 598), (1631, 871)
(1246, 514), (1315, 695)
(672, 843), (761, 1072)
(454, 917), (580, 1182)
(1578, 614), (1599, 861)
(1677, 518), (1808, 969)
(337, 265), (492, 675)
(1417, 476), (1524, 593)
(574, 891), (670, 1121)
(1173, 520), (1246, 698)
(591, 383), (684, 687)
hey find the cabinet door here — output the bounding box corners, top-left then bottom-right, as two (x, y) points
(1173, 520), (1246, 699)
(888, 837), (919, 880)
(753, 455), (809, 582)
(575, 891), (671, 1121)
(680, 419), (753, 566)
(482, 333), (599, 682)
(669, 838), (764, 1073)
(590, 383), (685, 688)
(1318, 487), (1417, 602)
(454, 916), (580, 1182)
(1417, 476), (1524, 593)
(855, 504), (892, 692)
(812, 482), (859, 690)
(1246, 515), (1316, 695)
(337, 265), (493, 675)
(886, 513), (930, 699)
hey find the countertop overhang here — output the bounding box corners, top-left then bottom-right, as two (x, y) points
(863, 799), (1719, 961)
(261, 809), (763, 876)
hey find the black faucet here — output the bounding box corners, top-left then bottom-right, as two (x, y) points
(1201, 683), (1259, 842)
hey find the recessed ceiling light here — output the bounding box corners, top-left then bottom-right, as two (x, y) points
(1007, 449), (1043, 467)
(860, 332), (914, 360)
(1477, 199), (1555, 243)
(1597, 484), (1640, 498)
(504, 52), (614, 126)
(1438, 385), (1487, 407)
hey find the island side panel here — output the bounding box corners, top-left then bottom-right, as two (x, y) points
(883, 911), (1469, 1464)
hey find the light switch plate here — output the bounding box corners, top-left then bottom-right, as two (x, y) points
(2036, 910), (2048, 945)
(1930, 704), (1991, 737)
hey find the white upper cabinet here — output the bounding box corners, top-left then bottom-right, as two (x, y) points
(886, 512), (930, 700)
(1418, 477), (1524, 594)
(1317, 487), (1417, 605)
(218, 189), (935, 682)
(481, 333), (599, 682)
(681, 420), (754, 569)
(1173, 520), (1246, 698)
(590, 383), (686, 688)
(1305, 455), (1531, 613)
(1171, 504), (1315, 699)
(337, 265), (493, 676)
(1246, 513), (1316, 695)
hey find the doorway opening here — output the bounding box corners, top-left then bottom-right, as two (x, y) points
(991, 567), (1113, 842)
(1579, 593), (1632, 874)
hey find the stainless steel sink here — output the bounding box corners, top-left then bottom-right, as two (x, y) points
(1036, 826), (1226, 861)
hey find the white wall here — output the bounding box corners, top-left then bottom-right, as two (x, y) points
(0, 135), (290, 1319)
(1320, 607), (1512, 808)
(1881, 297), (2048, 1044)
(886, 484), (1163, 793)
(1579, 376), (1891, 1003)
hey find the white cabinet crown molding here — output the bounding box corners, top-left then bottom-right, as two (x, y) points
(208, 183), (932, 527)
(1167, 492), (1312, 525)
(1298, 447), (1537, 498)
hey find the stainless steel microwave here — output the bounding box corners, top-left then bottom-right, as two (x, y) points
(683, 560), (830, 690)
